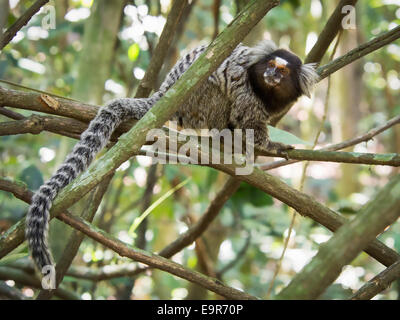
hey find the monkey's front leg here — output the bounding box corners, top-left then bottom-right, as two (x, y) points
(229, 106), (293, 159)
(253, 123), (294, 159)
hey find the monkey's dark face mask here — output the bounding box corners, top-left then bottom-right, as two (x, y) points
(263, 57), (291, 88)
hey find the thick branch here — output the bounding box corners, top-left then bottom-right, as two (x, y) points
(276, 174), (400, 300)
(0, 114), (85, 140)
(0, 0), (49, 50)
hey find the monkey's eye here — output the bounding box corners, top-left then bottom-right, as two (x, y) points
(267, 61), (275, 68)
(277, 66), (289, 76)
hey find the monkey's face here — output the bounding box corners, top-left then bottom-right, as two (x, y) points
(248, 49), (318, 112)
(263, 56), (291, 88)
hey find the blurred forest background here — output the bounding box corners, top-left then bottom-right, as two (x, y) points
(0, 0), (400, 300)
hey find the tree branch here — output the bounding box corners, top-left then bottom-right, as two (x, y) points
(134, 0), (188, 98)
(260, 114), (400, 170)
(317, 25), (400, 80)
(350, 260), (400, 300)
(58, 211), (257, 300)
(0, 266), (80, 300)
(305, 0), (358, 64)
(0, 0), (49, 50)
(0, 178), (256, 300)
(276, 174), (400, 300)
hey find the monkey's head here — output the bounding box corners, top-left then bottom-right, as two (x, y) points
(249, 48), (319, 113)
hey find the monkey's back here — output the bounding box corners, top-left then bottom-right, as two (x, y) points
(172, 80), (232, 130)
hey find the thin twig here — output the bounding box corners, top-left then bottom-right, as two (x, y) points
(350, 260), (400, 300)
(260, 114), (400, 171)
(0, 0), (50, 50)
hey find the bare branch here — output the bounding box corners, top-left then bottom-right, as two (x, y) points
(261, 114), (400, 170)
(276, 175), (400, 300)
(135, 0), (188, 98)
(0, 178), (256, 300)
(305, 0), (358, 64)
(57, 211), (257, 300)
(318, 25), (400, 80)
(0, 266), (80, 300)
(350, 260), (400, 300)
(0, 0), (49, 50)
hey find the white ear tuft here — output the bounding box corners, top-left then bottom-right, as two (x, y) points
(247, 40), (278, 66)
(299, 63), (319, 98)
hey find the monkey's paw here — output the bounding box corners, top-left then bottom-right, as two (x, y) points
(265, 141), (294, 160)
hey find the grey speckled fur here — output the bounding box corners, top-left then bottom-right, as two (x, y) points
(26, 40), (318, 273)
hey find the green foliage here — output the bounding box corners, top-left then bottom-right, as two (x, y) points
(19, 165), (44, 191)
(0, 0), (399, 301)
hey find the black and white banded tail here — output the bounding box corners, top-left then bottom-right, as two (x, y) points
(26, 46), (207, 273)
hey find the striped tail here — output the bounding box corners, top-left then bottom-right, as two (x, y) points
(25, 44), (207, 273)
(25, 96), (160, 273)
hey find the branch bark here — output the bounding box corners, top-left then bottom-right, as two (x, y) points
(275, 174), (400, 300)
(0, 178), (255, 300)
(0, 266), (80, 300)
(0, 0), (49, 50)
(350, 260), (400, 300)
(317, 25), (400, 80)
(305, 0), (358, 64)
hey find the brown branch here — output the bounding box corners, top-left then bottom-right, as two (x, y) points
(159, 176), (241, 258)
(350, 260), (400, 300)
(0, 114), (84, 139)
(212, 0), (221, 40)
(57, 212), (257, 300)
(276, 174), (400, 300)
(0, 107), (25, 120)
(260, 114), (400, 171)
(0, 178), (256, 300)
(0, 281), (27, 300)
(0, 0), (49, 50)
(305, 0), (358, 64)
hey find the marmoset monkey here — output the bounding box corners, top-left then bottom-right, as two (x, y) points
(26, 40), (319, 274)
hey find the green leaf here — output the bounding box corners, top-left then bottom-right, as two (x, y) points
(128, 177), (191, 236)
(19, 165), (44, 191)
(128, 43), (140, 62)
(268, 125), (312, 146)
